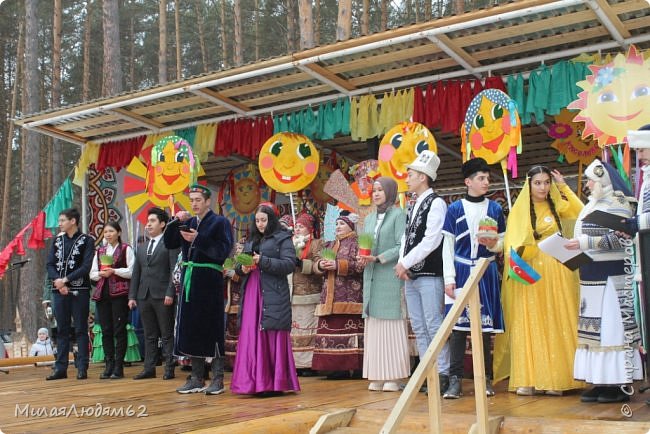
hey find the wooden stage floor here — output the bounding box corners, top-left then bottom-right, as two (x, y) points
(1, 363), (650, 433)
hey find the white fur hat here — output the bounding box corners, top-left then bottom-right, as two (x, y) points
(628, 125), (650, 149)
(584, 160), (611, 187)
(406, 150), (440, 182)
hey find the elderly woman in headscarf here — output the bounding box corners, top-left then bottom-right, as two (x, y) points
(289, 212), (323, 377)
(312, 210), (365, 379)
(358, 177), (410, 392)
(565, 159), (642, 404)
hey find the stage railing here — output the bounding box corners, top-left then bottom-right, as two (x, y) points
(381, 258), (493, 433)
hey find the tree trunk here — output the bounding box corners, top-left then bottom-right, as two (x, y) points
(51, 0), (62, 189)
(314, 0), (320, 45)
(405, 0), (412, 22)
(129, 13), (135, 90)
(380, 0), (388, 30)
(298, 0), (314, 50)
(158, 0), (168, 84)
(220, 0), (228, 68)
(195, 0), (208, 72)
(453, 0), (465, 14)
(336, 0), (352, 41)
(360, 0), (369, 35)
(254, 0), (260, 61)
(20, 0), (42, 349)
(103, 0), (123, 95)
(82, 0), (92, 101)
(174, 0), (181, 80)
(424, 0), (432, 20)
(233, 0), (242, 65)
(2, 20), (22, 248)
(286, 0), (296, 52)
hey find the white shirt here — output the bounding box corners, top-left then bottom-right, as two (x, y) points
(90, 242), (135, 281)
(146, 234), (163, 255)
(398, 188), (447, 269)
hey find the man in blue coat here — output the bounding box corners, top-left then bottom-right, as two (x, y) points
(164, 184), (233, 395)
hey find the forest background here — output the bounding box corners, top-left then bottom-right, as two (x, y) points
(0, 0), (493, 348)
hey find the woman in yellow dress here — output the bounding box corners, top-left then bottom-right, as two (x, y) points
(493, 165), (584, 395)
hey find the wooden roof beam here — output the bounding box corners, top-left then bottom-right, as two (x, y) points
(296, 63), (357, 95)
(427, 34), (481, 78)
(109, 107), (166, 131)
(190, 88), (251, 115)
(25, 124), (87, 146)
(583, 0), (630, 44)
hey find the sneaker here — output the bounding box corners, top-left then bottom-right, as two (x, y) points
(204, 379), (225, 395)
(443, 376), (462, 399)
(368, 381), (384, 391)
(485, 379), (495, 397)
(382, 381), (400, 392)
(176, 377), (206, 394)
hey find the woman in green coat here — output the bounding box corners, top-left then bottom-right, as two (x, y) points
(359, 177), (410, 392)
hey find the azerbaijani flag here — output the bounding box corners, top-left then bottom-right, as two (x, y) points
(508, 247), (541, 285)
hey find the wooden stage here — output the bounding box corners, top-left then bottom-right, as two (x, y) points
(1, 364), (650, 433)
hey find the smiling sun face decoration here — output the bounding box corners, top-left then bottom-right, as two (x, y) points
(149, 135), (198, 196)
(568, 45), (650, 147)
(378, 122), (437, 192)
(259, 132), (320, 194)
(462, 89), (521, 167)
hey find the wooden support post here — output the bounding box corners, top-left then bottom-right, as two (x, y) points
(469, 287), (489, 433)
(427, 363), (442, 433)
(381, 258), (489, 434)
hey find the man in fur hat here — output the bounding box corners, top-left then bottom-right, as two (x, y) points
(442, 157), (505, 399)
(395, 150), (450, 394)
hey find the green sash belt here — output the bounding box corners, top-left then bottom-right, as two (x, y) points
(182, 261), (223, 302)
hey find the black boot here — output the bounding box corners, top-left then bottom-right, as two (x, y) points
(205, 357), (225, 395)
(163, 362), (175, 380)
(100, 358), (114, 379)
(110, 360), (124, 379)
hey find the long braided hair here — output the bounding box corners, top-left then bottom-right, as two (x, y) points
(527, 166), (563, 240)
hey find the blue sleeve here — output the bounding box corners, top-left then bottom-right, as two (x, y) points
(442, 202), (457, 235)
(163, 219), (182, 250)
(46, 238), (60, 280)
(192, 216), (232, 264)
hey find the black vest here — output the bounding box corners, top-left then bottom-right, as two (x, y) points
(404, 192), (443, 278)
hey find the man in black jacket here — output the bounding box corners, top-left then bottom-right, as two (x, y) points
(129, 207), (179, 380)
(45, 208), (95, 380)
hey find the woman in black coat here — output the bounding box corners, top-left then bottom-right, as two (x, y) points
(230, 202), (300, 395)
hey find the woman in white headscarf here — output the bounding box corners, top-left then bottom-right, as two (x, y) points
(565, 159), (642, 403)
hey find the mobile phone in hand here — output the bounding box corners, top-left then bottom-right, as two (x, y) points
(178, 224), (191, 232)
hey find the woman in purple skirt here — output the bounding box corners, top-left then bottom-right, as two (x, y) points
(231, 202), (300, 395)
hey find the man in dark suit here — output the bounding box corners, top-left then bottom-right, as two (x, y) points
(128, 207), (179, 380)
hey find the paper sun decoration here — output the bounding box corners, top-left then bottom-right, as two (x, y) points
(461, 89), (522, 176)
(378, 122), (438, 193)
(125, 135), (201, 224)
(568, 45), (650, 147)
(258, 132), (320, 194)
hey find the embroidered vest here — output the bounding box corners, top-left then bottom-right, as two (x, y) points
(404, 192), (443, 278)
(92, 243), (130, 300)
(54, 233), (92, 290)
